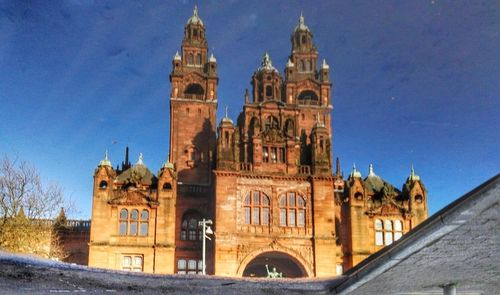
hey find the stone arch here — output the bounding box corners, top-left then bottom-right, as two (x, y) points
(184, 83), (205, 97)
(298, 90), (319, 105)
(236, 244), (313, 278)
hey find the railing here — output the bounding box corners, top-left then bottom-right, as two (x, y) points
(239, 162), (253, 172)
(183, 94), (204, 100)
(299, 165), (311, 174)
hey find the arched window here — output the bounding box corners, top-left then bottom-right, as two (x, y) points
(285, 119), (294, 137)
(354, 192), (363, 200)
(99, 180), (108, 189)
(119, 209), (128, 235)
(279, 192), (306, 227)
(265, 85), (273, 98)
(300, 60), (305, 72)
(298, 90), (319, 105)
(415, 194), (423, 204)
(130, 209), (139, 235)
(243, 191), (270, 225)
(180, 211), (203, 241)
(306, 60), (312, 72)
(375, 219), (403, 246)
(196, 53), (202, 65)
(184, 83), (204, 96)
(187, 53), (194, 65)
(163, 182), (172, 190)
(140, 210), (149, 236)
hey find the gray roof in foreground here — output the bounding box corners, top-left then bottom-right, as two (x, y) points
(0, 174), (498, 294)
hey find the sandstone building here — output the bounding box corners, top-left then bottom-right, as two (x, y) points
(88, 7), (428, 277)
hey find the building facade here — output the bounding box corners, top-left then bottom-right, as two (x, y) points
(88, 8), (428, 277)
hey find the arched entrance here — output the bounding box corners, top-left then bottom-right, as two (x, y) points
(242, 251), (307, 278)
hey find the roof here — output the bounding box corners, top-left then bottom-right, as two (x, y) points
(116, 155), (157, 186)
(331, 173), (500, 295)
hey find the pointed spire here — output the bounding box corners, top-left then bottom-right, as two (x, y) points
(409, 164), (420, 181)
(321, 59), (329, 70)
(136, 153), (144, 166)
(295, 12), (309, 32)
(286, 58), (294, 68)
(245, 88), (249, 103)
(209, 53), (216, 63)
(162, 153), (174, 170)
(174, 51), (181, 61)
(336, 157), (341, 176)
(368, 164), (376, 177)
(99, 150), (112, 167)
(350, 163), (362, 178)
(221, 106), (233, 124)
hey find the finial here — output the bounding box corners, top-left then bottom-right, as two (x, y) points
(174, 51), (181, 61)
(368, 164), (375, 176)
(409, 164), (420, 181)
(321, 59), (329, 70)
(162, 153), (174, 170)
(299, 11), (304, 25)
(245, 88), (249, 103)
(286, 58), (294, 68)
(350, 163), (361, 178)
(221, 106), (233, 124)
(136, 153), (144, 165)
(193, 5), (198, 17)
(258, 52), (277, 72)
(209, 53), (216, 62)
(99, 150), (112, 167)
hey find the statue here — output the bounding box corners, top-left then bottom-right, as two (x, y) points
(265, 264), (283, 278)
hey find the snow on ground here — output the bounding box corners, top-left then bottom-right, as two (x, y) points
(0, 251), (341, 294)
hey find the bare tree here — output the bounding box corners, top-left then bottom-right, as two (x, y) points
(0, 156), (70, 259)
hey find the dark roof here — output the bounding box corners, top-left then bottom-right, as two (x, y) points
(116, 164), (157, 186)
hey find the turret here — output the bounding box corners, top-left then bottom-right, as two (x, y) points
(251, 53), (283, 103)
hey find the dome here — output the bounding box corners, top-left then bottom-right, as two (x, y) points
(294, 13), (310, 32)
(186, 5), (204, 26)
(257, 52), (278, 73)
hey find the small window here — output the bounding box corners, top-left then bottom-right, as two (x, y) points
(123, 255), (143, 272)
(99, 180), (108, 189)
(177, 259), (187, 274)
(163, 182), (172, 190)
(265, 85), (273, 97)
(415, 194), (423, 204)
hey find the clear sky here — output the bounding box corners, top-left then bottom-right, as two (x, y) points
(1, 1), (498, 219)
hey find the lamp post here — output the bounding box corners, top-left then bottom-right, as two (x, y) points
(198, 218), (213, 275)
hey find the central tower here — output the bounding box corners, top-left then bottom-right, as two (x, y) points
(169, 6), (218, 185)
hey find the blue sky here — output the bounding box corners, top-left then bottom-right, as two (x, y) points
(0, 0), (498, 219)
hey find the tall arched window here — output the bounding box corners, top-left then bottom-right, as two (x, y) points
(279, 192), (306, 227)
(119, 209), (128, 235)
(187, 53), (194, 65)
(196, 53), (202, 65)
(243, 191), (270, 225)
(140, 210), (149, 236)
(306, 60), (312, 72)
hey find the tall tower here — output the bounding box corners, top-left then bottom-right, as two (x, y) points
(284, 13), (333, 171)
(169, 6), (218, 185)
